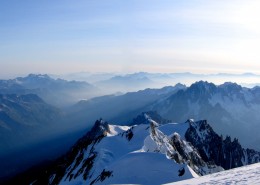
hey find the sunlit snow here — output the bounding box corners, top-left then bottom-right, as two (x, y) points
(166, 162), (260, 185)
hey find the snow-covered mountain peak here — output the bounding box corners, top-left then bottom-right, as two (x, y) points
(218, 82), (244, 97)
(27, 73), (51, 79)
(186, 118), (195, 123)
(16, 74), (52, 83)
(188, 120), (213, 139)
(107, 125), (130, 137)
(219, 81), (242, 90)
(28, 117), (260, 185)
(175, 82), (186, 89)
(189, 81), (216, 92)
(87, 119), (110, 138)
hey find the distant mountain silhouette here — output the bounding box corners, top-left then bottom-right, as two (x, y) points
(0, 74), (98, 107)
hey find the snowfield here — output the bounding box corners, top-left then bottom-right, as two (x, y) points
(96, 152), (196, 185)
(58, 122), (199, 185)
(31, 116), (260, 185)
(167, 162), (260, 185)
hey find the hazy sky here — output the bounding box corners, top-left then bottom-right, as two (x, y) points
(1, 0), (260, 77)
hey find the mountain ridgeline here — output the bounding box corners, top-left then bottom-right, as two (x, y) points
(1, 74), (260, 184)
(70, 81), (260, 150)
(0, 74), (98, 107)
(147, 81), (260, 149)
(3, 74), (259, 151)
(185, 119), (259, 170)
(69, 84), (185, 127)
(9, 114), (260, 185)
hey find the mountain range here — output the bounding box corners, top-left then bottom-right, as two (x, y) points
(69, 84), (185, 128)
(7, 113), (259, 185)
(1, 74), (260, 184)
(0, 74), (98, 107)
(71, 81), (260, 150)
(55, 71), (260, 91)
(2, 72), (260, 107)
(148, 81), (260, 150)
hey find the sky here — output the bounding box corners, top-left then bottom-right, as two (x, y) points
(0, 0), (260, 77)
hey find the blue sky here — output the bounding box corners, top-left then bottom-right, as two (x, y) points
(1, 0), (260, 77)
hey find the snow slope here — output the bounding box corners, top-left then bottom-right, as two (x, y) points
(51, 120), (200, 185)
(96, 152), (196, 185)
(28, 116), (260, 185)
(167, 162), (260, 185)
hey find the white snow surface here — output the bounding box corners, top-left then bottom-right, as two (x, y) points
(96, 152), (196, 185)
(107, 124), (131, 136)
(166, 162), (260, 185)
(59, 122), (199, 185)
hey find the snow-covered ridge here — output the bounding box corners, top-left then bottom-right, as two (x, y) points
(53, 119), (201, 185)
(30, 116), (260, 185)
(107, 125), (131, 136)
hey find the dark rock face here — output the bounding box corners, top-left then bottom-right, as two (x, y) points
(178, 168), (185, 176)
(185, 120), (260, 170)
(88, 119), (110, 138)
(90, 169), (113, 185)
(149, 120), (222, 176)
(125, 129), (134, 141)
(246, 149), (260, 164)
(169, 133), (206, 173)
